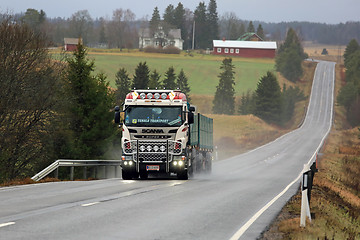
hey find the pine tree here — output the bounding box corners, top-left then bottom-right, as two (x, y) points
(194, 2), (208, 49)
(344, 39), (359, 68)
(247, 21), (255, 32)
(65, 43), (114, 159)
(163, 66), (177, 89)
(174, 3), (186, 42)
(149, 70), (161, 89)
(256, 24), (265, 40)
(212, 58), (236, 115)
(115, 67), (131, 105)
(132, 62), (150, 89)
(239, 90), (256, 115)
(163, 4), (176, 27)
(207, 0), (219, 45)
(276, 28), (307, 82)
(176, 69), (191, 102)
(254, 71), (282, 123)
(150, 7), (161, 33)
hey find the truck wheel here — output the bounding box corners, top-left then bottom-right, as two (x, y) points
(139, 171), (148, 180)
(188, 164), (194, 178)
(177, 170), (188, 180)
(206, 152), (212, 174)
(122, 169), (132, 180)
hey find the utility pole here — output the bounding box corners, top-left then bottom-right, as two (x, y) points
(192, 21), (195, 50)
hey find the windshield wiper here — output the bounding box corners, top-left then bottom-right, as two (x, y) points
(168, 118), (181, 126)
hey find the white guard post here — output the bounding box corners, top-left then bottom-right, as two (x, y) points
(300, 164), (312, 227)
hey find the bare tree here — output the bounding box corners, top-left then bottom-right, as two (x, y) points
(220, 12), (244, 40)
(106, 8), (136, 49)
(0, 16), (64, 182)
(68, 10), (93, 44)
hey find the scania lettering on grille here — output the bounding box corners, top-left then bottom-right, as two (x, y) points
(142, 129), (164, 134)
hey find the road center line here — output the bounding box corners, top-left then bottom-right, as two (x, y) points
(81, 202), (100, 207)
(0, 222), (15, 228)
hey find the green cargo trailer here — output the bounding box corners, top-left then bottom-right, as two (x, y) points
(190, 113), (213, 151)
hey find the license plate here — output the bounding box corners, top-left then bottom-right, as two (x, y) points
(146, 165), (160, 171)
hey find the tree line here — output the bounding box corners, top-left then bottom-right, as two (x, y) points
(115, 63), (191, 105)
(337, 39), (360, 126)
(3, 1), (359, 51)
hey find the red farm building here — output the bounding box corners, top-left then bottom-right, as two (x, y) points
(64, 38), (82, 51)
(212, 40), (277, 58)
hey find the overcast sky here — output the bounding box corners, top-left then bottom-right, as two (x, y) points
(1, 0), (359, 24)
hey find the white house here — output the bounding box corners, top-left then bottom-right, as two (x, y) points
(139, 27), (184, 50)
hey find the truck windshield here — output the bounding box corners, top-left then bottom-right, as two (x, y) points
(124, 106), (183, 127)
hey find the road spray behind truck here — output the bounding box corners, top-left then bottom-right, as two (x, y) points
(114, 89), (213, 180)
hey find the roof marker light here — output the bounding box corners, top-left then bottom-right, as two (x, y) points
(132, 91), (139, 99)
(161, 93), (167, 100)
(140, 93), (146, 99)
(169, 91), (175, 101)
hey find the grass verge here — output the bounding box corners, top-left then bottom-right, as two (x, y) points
(260, 63), (360, 240)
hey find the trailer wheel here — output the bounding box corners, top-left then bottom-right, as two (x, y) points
(206, 152), (212, 174)
(122, 169), (133, 180)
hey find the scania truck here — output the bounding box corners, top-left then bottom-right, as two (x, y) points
(114, 89), (213, 180)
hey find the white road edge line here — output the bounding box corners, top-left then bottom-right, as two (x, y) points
(0, 222), (15, 228)
(229, 61), (335, 240)
(81, 202), (100, 207)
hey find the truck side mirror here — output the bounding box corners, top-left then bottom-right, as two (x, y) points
(188, 112), (194, 124)
(114, 106), (120, 124)
(189, 106), (195, 112)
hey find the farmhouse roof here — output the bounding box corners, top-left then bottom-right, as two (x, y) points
(64, 38), (82, 45)
(213, 40), (277, 49)
(237, 32), (263, 41)
(139, 28), (182, 39)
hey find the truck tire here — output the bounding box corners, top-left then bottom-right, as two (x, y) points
(122, 169), (132, 180)
(177, 169), (188, 180)
(206, 152), (212, 174)
(139, 171), (148, 180)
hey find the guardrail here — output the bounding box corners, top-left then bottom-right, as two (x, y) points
(31, 159), (122, 182)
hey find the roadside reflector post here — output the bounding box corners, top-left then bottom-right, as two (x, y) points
(300, 164), (312, 227)
(55, 167), (59, 179)
(83, 167), (87, 179)
(70, 166), (74, 181)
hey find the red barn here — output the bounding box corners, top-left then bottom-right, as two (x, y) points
(64, 38), (82, 51)
(213, 40), (277, 58)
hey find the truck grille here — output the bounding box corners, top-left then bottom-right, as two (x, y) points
(123, 140), (182, 162)
(138, 140), (167, 163)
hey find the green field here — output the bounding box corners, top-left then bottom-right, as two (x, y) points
(87, 52), (275, 96)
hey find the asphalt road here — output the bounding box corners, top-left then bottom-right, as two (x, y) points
(0, 61), (335, 240)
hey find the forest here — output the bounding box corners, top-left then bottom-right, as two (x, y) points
(2, 2), (359, 50)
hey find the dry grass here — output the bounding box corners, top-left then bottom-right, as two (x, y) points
(260, 110), (360, 239)
(203, 113), (286, 160)
(303, 42), (345, 64)
(0, 177), (61, 187)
